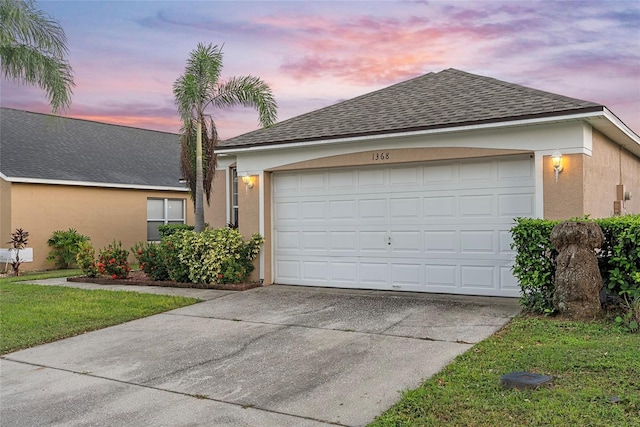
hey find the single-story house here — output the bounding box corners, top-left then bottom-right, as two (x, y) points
(0, 108), (193, 271)
(207, 68), (640, 297)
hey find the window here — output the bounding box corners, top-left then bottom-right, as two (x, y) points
(147, 198), (186, 241)
(230, 167), (239, 227)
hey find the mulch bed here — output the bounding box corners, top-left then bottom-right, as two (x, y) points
(67, 270), (261, 291)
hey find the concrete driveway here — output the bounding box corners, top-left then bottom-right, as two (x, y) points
(1, 283), (520, 426)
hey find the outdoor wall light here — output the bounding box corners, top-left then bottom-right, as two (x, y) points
(241, 175), (255, 189)
(551, 151), (563, 182)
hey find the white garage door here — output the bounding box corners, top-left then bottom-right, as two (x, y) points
(272, 155), (535, 297)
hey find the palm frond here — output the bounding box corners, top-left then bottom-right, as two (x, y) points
(214, 75), (278, 127)
(0, 0), (74, 113)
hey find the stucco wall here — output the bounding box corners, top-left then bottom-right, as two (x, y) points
(584, 131), (640, 216)
(238, 173), (261, 282)
(543, 153), (585, 220)
(205, 170), (228, 229)
(8, 183), (193, 271)
(0, 178), (11, 256)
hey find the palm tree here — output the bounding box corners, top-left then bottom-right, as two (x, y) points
(0, 0), (74, 113)
(173, 43), (277, 232)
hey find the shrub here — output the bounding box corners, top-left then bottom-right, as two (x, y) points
(510, 218), (559, 313)
(76, 241), (99, 278)
(97, 240), (130, 279)
(46, 228), (90, 268)
(511, 215), (640, 314)
(131, 241), (169, 281)
(157, 224), (195, 239)
(136, 228), (264, 284)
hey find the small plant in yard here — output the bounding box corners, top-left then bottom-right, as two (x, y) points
(6, 228), (29, 276)
(615, 273), (640, 333)
(131, 241), (169, 281)
(47, 228), (90, 268)
(76, 241), (99, 278)
(97, 240), (130, 279)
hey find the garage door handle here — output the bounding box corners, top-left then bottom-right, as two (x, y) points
(387, 236), (391, 246)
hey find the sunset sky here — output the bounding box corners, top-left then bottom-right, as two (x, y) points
(2, 0), (639, 139)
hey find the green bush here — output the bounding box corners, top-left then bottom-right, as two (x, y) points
(47, 228), (90, 268)
(132, 228), (263, 284)
(131, 241), (169, 281)
(511, 215), (640, 314)
(510, 218), (559, 313)
(157, 224), (195, 239)
(76, 241), (99, 278)
(97, 240), (130, 279)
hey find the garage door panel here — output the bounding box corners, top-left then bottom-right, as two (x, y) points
(459, 194), (495, 217)
(424, 196), (456, 217)
(301, 231), (327, 250)
(460, 230), (495, 253)
(499, 193), (534, 217)
(359, 198), (387, 219)
(276, 260), (300, 280)
(461, 265), (496, 289)
(360, 262), (390, 285)
(302, 261), (329, 281)
(498, 157), (534, 180)
(273, 156), (534, 297)
(391, 263), (422, 286)
(425, 265), (457, 288)
(359, 231), (388, 252)
(300, 201), (327, 221)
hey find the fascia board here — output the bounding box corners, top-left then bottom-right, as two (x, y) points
(216, 111), (609, 155)
(3, 176), (188, 192)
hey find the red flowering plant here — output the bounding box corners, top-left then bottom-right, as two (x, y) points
(131, 241), (169, 281)
(97, 240), (130, 279)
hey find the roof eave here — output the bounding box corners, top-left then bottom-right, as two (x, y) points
(217, 107), (611, 155)
(0, 175), (189, 192)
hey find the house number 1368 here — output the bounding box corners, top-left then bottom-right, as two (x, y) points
(372, 152), (390, 161)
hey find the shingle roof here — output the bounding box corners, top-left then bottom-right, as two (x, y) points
(220, 68), (603, 149)
(0, 108), (184, 189)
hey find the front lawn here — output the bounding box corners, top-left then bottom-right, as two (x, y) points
(370, 316), (639, 427)
(0, 271), (199, 355)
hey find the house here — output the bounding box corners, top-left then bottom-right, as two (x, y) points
(0, 108), (194, 271)
(206, 68), (640, 297)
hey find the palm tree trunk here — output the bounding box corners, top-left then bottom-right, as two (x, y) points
(194, 118), (205, 232)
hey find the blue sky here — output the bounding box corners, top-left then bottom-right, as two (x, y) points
(2, 0), (639, 138)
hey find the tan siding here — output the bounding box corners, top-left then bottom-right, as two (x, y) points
(205, 170), (228, 229)
(620, 147), (640, 215)
(10, 183), (193, 271)
(238, 174), (261, 281)
(583, 131), (640, 217)
(543, 153), (585, 220)
(0, 179), (12, 257)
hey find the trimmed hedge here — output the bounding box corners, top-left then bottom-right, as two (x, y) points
(510, 215), (640, 313)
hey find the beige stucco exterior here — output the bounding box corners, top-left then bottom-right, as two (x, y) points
(0, 181), (193, 271)
(543, 130), (640, 220)
(205, 170), (228, 229)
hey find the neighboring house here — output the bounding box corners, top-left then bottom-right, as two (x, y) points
(0, 108), (193, 271)
(207, 68), (640, 297)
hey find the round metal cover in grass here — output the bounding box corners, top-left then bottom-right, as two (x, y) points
(500, 371), (553, 390)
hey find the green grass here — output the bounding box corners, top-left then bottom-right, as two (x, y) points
(370, 316), (640, 427)
(0, 271), (199, 355)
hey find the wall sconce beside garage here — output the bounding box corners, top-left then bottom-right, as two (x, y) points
(551, 150), (563, 182)
(238, 172), (257, 189)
